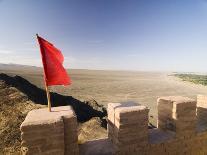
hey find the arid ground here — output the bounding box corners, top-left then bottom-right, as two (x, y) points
(1, 64), (207, 153)
(1, 64), (207, 125)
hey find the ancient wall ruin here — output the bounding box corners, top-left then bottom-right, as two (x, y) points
(21, 95), (207, 155)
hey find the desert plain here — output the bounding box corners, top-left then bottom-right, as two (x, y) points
(1, 64), (207, 125)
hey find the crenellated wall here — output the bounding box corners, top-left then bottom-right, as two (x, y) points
(20, 95), (207, 155)
(107, 95), (207, 155)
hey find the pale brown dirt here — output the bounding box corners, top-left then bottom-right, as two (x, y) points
(0, 79), (43, 154)
(1, 65), (207, 154)
(1, 66), (207, 125)
(0, 72), (107, 154)
(78, 117), (107, 144)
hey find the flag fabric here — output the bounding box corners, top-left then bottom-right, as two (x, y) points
(37, 35), (71, 86)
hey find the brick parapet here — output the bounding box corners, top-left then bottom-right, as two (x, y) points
(20, 95), (207, 155)
(20, 106), (78, 155)
(107, 96), (207, 155)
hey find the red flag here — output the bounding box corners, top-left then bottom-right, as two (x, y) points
(37, 35), (71, 86)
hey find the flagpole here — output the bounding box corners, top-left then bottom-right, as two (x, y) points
(36, 33), (52, 112)
(45, 83), (52, 112)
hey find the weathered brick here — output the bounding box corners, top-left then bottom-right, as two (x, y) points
(20, 106), (78, 155)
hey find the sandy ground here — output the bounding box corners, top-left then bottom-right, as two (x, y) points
(1, 66), (207, 125)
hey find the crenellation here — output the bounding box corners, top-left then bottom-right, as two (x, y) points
(20, 95), (207, 155)
(157, 96), (197, 137)
(106, 95), (207, 154)
(20, 106), (78, 155)
(107, 102), (149, 155)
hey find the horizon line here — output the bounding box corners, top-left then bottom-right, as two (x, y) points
(0, 63), (207, 74)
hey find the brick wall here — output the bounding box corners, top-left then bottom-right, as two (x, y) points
(20, 95), (207, 155)
(108, 96), (207, 155)
(20, 106), (78, 155)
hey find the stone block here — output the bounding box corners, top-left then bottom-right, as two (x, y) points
(157, 96), (196, 137)
(107, 102), (149, 154)
(20, 106), (78, 155)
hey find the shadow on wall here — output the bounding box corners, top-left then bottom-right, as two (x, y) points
(0, 73), (107, 127)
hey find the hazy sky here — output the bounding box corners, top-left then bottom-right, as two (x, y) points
(0, 0), (207, 72)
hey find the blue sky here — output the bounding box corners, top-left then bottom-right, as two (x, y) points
(0, 0), (207, 72)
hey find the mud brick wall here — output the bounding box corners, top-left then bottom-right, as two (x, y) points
(20, 106), (78, 155)
(197, 95), (207, 126)
(157, 96), (196, 137)
(108, 102), (149, 154)
(20, 95), (207, 155)
(108, 96), (207, 155)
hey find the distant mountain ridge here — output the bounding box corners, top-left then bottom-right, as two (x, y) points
(0, 63), (40, 70)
